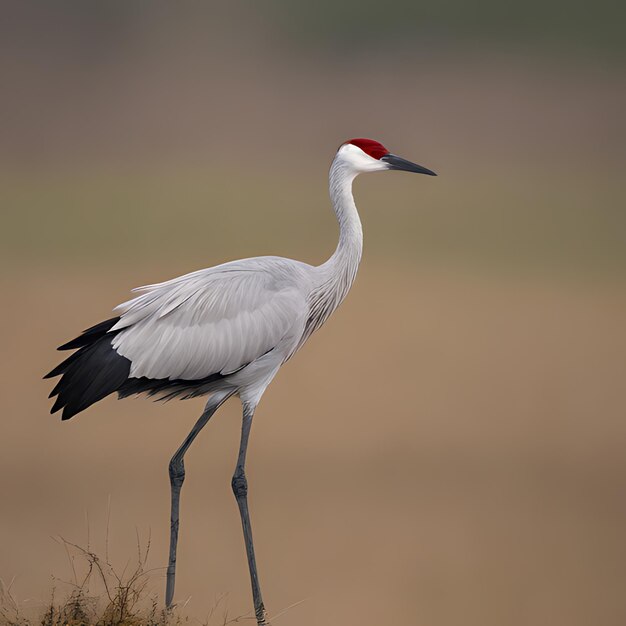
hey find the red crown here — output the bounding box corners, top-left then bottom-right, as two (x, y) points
(346, 138), (389, 160)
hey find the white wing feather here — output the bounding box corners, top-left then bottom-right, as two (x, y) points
(110, 259), (311, 380)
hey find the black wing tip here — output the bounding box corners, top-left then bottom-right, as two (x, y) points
(56, 317), (121, 351)
(45, 317), (130, 420)
(61, 407), (78, 420)
(57, 339), (81, 351)
(49, 398), (80, 420)
(50, 395), (64, 414)
(44, 365), (63, 379)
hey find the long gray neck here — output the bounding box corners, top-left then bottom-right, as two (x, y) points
(320, 156), (363, 281)
(305, 157), (363, 337)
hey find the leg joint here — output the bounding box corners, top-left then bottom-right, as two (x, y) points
(169, 457), (185, 486)
(231, 470), (248, 499)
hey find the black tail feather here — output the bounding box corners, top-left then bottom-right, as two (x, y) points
(118, 371), (226, 401)
(45, 349), (85, 381)
(56, 317), (121, 351)
(45, 317), (131, 420)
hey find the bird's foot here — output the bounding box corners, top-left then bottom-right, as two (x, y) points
(255, 603), (271, 626)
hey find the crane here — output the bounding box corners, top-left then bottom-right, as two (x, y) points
(45, 138), (436, 626)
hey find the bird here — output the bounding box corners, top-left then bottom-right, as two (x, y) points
(45, 138), (436, 626)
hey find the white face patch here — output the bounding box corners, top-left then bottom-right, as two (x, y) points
(336, 143), (390, 174)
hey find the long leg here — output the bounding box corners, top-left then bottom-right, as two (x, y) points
(232, 401), (271, 626)
(165, 389), (234, 608)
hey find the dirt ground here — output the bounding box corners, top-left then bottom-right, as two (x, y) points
(1, 264), (625, 626)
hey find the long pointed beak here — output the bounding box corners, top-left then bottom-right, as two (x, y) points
(381, 154), (437, 176)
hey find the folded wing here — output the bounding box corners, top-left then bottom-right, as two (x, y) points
(111, 263), (308, 381)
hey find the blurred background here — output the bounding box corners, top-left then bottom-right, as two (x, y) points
(1, 1), (625, 625)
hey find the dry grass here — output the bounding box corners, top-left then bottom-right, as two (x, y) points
(0, 535), (258, 626)
(0, 534), (167, 626)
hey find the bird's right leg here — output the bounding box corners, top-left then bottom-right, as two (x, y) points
(165, 389), (234, 609)
(232, 401), (271, 626)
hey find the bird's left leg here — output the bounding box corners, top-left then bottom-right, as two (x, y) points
(232, 401), (271, 626)
(166, 389), (234, 608)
